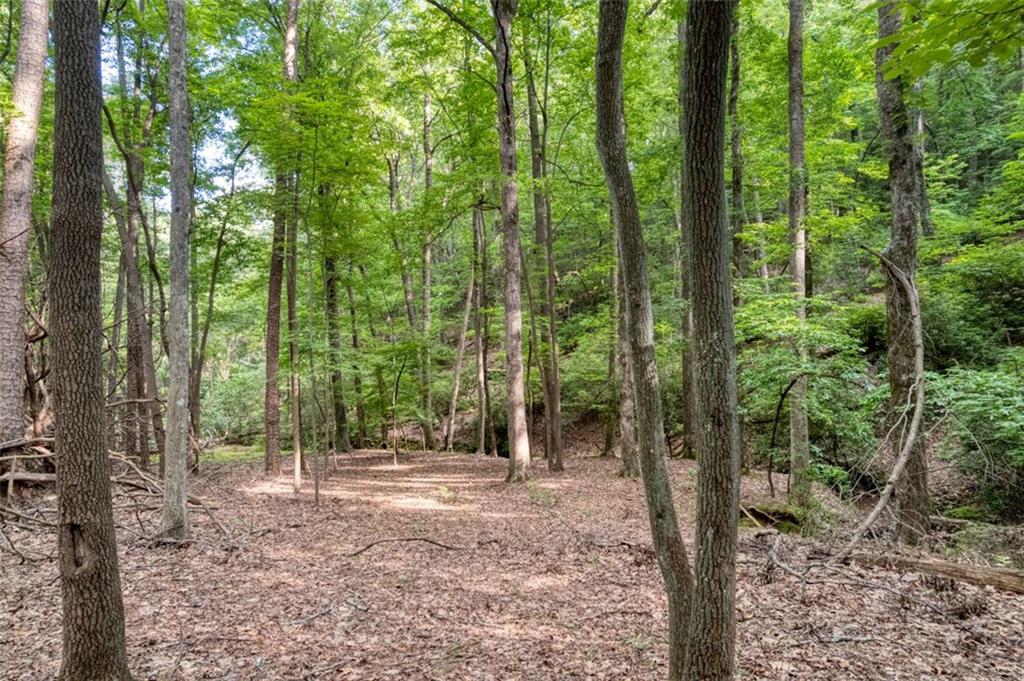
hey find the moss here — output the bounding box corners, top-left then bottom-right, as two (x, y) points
(201, 445), (263, 465)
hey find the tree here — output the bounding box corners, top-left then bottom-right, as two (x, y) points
(877, 1), (929, 544)
(680, 1), (742, 674)
(0, 0), (47, 451)
(492, 0), (531, 481)
(160, 0), (192, 540)
(51, 0), (132, 676)
(596, 1), (692, 675)
(788, 0), (812, 508)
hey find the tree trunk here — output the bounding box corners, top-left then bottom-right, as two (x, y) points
(600, 241), (617, 458)
(325, 256), (352, 452)
(877, 1), (929, 545)
(445, 269), (475, 451)
(491, 0), (531, 481)
(265, 173), (286, 475)
(472, 203), (489, 455)
(344, 266), (367, 448)
(597, 3), (693, 676)
(681, 2), (742, 676)
(676, 18), (697, 461)
(728, 12), (745, 282)
(287, 174), (302, 492)
(615, 232), (639, 479)
(788, 0), (812, 508)
(107, 258), (126, 449)
(421, 93), (437, 450)
(51, 2), (132, 676)
(912, 78), (933, 236)
(160, 0), (191, 541)
(0, 0), (46, 450)
(523, 39), (563, 472)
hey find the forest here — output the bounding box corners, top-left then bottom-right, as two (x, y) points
(1, 0), (1023, 678)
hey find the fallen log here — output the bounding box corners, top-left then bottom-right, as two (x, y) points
(848, 552), (1024, 595)
(0, 472), (55, 484)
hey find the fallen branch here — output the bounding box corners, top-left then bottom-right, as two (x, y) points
(833, 247), (925, 561)
(0, 436), (54, 452)
(345, 536), (495, 557)
(847, 552), (1024, 596)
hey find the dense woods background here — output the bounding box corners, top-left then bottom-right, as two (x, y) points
(2, 0), (1024, 678)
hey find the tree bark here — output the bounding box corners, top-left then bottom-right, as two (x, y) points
(615, 233), (639, 479)
(0, 0), (46, 450)
(676, 18), (697, 461)
(160, 0), (191, 540)
(788, 0), (812, 508)
(523, 36), (563, 472)
(877, 1), (929, 544)
(681, 2), (742, 676)
(51, 1), (132, 676)
(325, 256), (352, 452)
(600, 240), (617, 458)
(265, 172), (286, 475)
(445, 269), (475, 451)
(492, 0), (531, 481)
(912, 78), (933, 236)
(344, 265), (367, 448)
(728, 12), (745, 282)
(472, 203), (490, 455)
(421, 93), (437, 450)
(596, 2), (693, 676)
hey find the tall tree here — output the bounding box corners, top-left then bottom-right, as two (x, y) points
(788, 0), (812, 508)
(676, 18), (697, 460)
(51, 0), (132, 676)
(284, 0), (303, 493)
(877, 1), (929, 544)
(421, 92), (438, 450)
(596, 2), (691, 675)
(0, 0), (47, 450)
(681, 1), (742, 675)
(492, 0), (531, 480)
(161, 0), (192, 540)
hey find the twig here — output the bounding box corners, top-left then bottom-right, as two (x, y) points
(345, 536), (487, 557)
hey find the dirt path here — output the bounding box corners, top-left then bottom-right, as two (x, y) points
(2, 450), (1022, 679)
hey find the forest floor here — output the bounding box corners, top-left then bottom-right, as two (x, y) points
(2, 446), (1023, 680)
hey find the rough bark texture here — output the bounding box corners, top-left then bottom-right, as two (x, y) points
(325, 257), (352, 452)
(492, 0), (531, 481)
(877, 1), (929, 545)
(682, 0), (742, 677)
(596, 3), (693, 676)
(51, 1), (132, 676)
(0, 0), (46, 449)
(912, 78), (933, 236)
(161, 0), (191, 540)
(788, 0), (811, 508)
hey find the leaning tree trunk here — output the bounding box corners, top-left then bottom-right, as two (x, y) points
(788, 0), (812, 508)
(877, 1), (929, 545)
(51, 1), (132, 676)
(492, 0), (531, 481)
(680, 1), (742, 677)
(160, 0), (191, 540)
(596, 2), (693, 676)
(0, 0), (46, 451)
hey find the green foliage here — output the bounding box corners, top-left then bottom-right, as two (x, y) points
(931, 349), (1024, 518)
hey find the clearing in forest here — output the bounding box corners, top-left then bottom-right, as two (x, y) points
(2, 449), (1022, 680)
